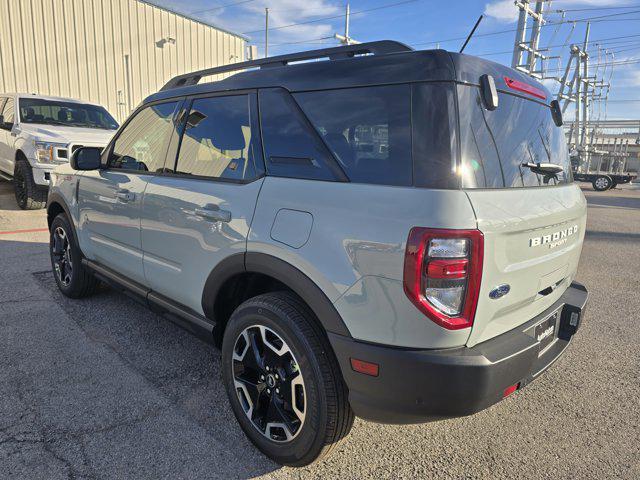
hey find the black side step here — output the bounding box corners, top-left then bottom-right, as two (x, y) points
(82, 259), (216, 343)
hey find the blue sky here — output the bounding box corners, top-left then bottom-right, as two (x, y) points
(150, 0), (640, 119)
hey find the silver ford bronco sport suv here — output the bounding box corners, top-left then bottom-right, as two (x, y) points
(47, 41), (589, 466)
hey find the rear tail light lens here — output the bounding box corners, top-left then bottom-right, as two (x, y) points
(403, 228), (484, 330)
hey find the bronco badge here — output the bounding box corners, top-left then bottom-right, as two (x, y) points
(530, 225), (579, 249)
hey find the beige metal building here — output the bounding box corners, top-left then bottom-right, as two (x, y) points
(0, 0), (246, 122)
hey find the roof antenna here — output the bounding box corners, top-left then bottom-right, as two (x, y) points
(459, 15), (483, 53)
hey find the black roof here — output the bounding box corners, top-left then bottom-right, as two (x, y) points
(145, 40), (551, 105)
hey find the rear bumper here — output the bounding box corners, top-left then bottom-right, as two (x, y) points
(328, 281), (588, 424)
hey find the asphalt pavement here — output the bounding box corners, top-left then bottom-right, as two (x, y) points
(0, 178), (638, 479)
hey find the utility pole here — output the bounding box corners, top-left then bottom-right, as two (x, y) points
(335, 3), (360, 45)
(265, 7), (269, 58)
(511, 0), (549, 78)
(579, 22), (591, 148)
(345, 2), (350, 43)
(556, 23), (609, 173)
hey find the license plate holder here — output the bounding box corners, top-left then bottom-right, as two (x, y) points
(535, 309), (560, 355)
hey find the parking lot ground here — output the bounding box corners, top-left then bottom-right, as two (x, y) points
(0, 178), (638, 479)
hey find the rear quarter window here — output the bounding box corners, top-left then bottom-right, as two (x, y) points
(457, 85), (572, 188)
(294, 85), (412, 187)
(258, 88), (343, 182)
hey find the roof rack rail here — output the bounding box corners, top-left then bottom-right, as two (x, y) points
(160, 40), (413, 91)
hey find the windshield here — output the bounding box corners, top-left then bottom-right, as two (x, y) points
(457, 85), (572, 188)
(19, 98), (119, 130)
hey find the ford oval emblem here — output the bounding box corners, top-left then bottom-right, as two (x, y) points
(489, 284), (510, 299)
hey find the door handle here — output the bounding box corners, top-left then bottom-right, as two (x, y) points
(115, 189), (135, 202)
(195, 206), (232, 223)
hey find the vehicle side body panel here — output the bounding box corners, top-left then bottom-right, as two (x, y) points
(76, 169), (148, 284)
(141, 176), (264, 314)
(248, 176), (478, 348)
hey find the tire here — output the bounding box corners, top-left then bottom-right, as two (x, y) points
(592, 175), (612, 191)
(49, 213), (100, 298)
(610, 180), (618, 189)
(221, 292), (354, 467)
(14, 158), (47, 209)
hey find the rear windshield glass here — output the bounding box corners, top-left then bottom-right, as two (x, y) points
(294, 83), (457, 188)
(457, 85), (572, 188)
(19, 98), (119, 130)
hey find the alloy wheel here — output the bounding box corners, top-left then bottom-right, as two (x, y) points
(232, 325), (306, 442)
(51, 226), (73, 287)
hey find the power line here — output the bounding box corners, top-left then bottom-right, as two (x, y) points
(474, 33), (640, 57)
(550, 4), (640, 13)
(414, 8), (640, 47)
(256, 31), (640, 55)
(241, 0), (422, 35)
(542, 58), (640, 74)
(191, 0), (257, 15)
(254, 36), (335, 47)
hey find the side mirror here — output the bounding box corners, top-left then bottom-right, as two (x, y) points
(0, 114), (12, 131)
(70, 147), (102, 171)
(550, 99), (563, 127)
(479, 74), (499, 111)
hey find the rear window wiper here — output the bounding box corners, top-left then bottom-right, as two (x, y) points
(521, 162), (563, 175)
(521, 162), (563, 184)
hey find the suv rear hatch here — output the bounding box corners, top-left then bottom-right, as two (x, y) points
(455, 78), (587, 347)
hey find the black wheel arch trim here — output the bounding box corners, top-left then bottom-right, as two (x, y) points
(46, 192), (74, 229)
(201, 252), (351, 338)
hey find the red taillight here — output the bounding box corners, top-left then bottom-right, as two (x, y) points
(403, 228), (484, 330)
(426, 259), (468, 279)
(503, 76), (547, 100)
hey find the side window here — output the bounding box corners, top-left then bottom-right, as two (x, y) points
(259, 88), (343, 181)
(294, 85), (412, 186)
(174, 95), (258, 181)
(2, 98), (15, 125)
(109, 102), (178, 172)
(0, 98), (6, 116)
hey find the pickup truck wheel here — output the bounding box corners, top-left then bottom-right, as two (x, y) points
(221, 292), (354, 467)
(14, 159), (47, 210)
(592, 175), (612, 191)
(49, 213), (99, 298)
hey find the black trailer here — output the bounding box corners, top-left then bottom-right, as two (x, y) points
(573, 172), (637, 191)
(571, 142), (637, 191)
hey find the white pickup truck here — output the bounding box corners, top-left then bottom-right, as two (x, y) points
(0, 93), (118, 209)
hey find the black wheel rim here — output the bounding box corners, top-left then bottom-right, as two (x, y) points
(51, 226), (73, 287)
(14, 167), (27, 207)
(232, 325), (306, 443)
